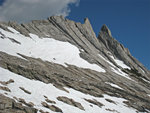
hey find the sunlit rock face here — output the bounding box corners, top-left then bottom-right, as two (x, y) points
(0, 16), (150, 113)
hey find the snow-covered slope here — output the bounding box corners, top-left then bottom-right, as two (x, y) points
(0, 67), (137, 113)
(0, 16), (150, 113)
(0, 27), (105, 73)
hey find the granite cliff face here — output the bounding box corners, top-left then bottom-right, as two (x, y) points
(0, 16), (150, 113)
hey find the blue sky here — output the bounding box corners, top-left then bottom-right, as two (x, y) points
(0, 0), (150, 70)
(68, 0), (150, 70)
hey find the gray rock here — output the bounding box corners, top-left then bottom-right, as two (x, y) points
(84, 98), (104, 108)
(41, 102), (62, 112)
(19, 87), (31, 94)
(57, 96), (84, 110)
(98, 24), (150, 76)
(0, 94), (37, 113)
(0, 16), (150, 112)
(0, 86), (11, 92)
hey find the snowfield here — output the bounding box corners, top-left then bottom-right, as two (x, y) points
(109, 55), (130, 69)
(0, 67), (138, 113)
(0, 27), (105, 73)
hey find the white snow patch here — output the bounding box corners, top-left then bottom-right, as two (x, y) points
(98, 54), (116, 67)
(98, 54), (134, 81)
(110, 55), (130, 69)
(145, 109), (150, 113)
(111, 67), (133, 80)
(7, 27), (20, 34)
(98, 54), (106, 61)
(142, 78), (150, 84)
(0, 67), (137, 113)
(0, 28), (105, 73)
(139, 67), (145, 73)
(105, 82), (123, 90)
(80, 49), (84, 52)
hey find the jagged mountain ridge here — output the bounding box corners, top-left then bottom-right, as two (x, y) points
(0, 16), (150, 113)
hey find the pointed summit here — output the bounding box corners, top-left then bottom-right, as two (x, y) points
(101, 24), (112, 37)
(84, 18), (90, 25)
(83, 17), (96, 38)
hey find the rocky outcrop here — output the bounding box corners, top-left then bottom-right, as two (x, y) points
(41, 102), (62, 112)
(0, 79), (14, 85)
(0, 43), (150, 112)
(57, 96), (84, 110)
(84, 98), (104, 108)
(45, 98), (56, 104)
(105, 98), (116, 104)
(19, 87), (31, 95)
(1, 16), (149, 76)
(0, 94), (37, 113)
(98, 24), (150, 76)
(18, 98), (34, 107)
(0, 86), (11, 92)
(0, 16), (150, 112)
